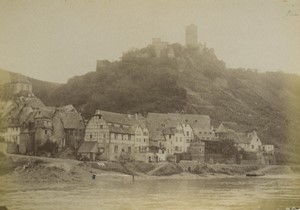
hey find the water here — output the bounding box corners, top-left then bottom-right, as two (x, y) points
(1, 175), (300, 210)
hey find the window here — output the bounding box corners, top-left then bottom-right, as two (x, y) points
(128, 135), (131, 140)
(175, 146), (179, 151)
(114, 133), (117, 139)
(199, 131), (202, 134)
(144, 139), (146, 142)
(176, 137), (178, 142)
(169, 134), (172, 139)
(90, 134), (92, 139)
(45, 130), (48, 135)
(180, 137), (182, 142)
(128, 147), (131, 153)
(100, 125), (103, 129)
(252, 145), (254, 149)
(103, 134), (106, 138)
(187, 131), (189, 136)
(114, 146), (118, 153)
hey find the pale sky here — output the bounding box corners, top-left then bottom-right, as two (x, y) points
(0, 0), (299, 83)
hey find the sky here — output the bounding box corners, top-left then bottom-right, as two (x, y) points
(0, 0), (299, 83)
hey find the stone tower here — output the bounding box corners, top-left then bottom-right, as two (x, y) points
(185, 24), (198, 47)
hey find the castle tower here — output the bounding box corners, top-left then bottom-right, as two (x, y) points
(185, 24), (198, 47)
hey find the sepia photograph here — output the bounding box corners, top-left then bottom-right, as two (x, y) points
(0, 0), (299, 209)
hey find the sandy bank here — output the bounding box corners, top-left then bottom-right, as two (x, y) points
(1, 154), (299, 183)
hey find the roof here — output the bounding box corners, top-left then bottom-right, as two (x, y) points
(78, 141), (98, 153)
(216, 122), (254, 133)
(109, 125), (135, 135)
(146, 113), (211, 140)
(61, 104), (77, 113)
(221, 131), (252, 144)
(60, 112), (85, 130)
(95, 110), (133, 125)
(167, 113), (211, 130)
(24, 98), (45, 109)
(162, 127), (176, 135)
(34, 107), (56, 119)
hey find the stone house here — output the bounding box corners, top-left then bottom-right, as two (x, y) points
(60, 112), (85, 149)
(33, 107), (56, 152)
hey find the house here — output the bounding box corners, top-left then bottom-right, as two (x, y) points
(33, 107), (56, 152)
(262, 145), (274, 155)
(131, 118), (150, 162)
(187, 137), (205, 162)
(84, 110), (148, 161)
(215, 122), (250, 136)
(235, 130), (262, 152)
(146, 113), (211, 161)
(77, 141), (99, 161)
(60, 112), (85, 149)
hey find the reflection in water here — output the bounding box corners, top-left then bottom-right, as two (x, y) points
(1, 176), (300, 210)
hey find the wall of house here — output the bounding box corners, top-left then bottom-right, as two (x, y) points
(181, 124), (193, 152)
(134, 127), (149, 154)
(84, 115), (109, 144)
(6, 126), (21, 145)
(248, 136), (262, 152)
(19, 132), (34, 154)
(65, 129), (84, 149)
(107, 143), (134, 161)
(52, 114), (66, 149)
(34, 128), (52, 151)
(174, 131), (185, 154)
(187, 141), (205, 162)
(6, 142), (19, 154)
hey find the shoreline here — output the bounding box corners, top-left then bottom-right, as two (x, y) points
(1, 154), (299, 183)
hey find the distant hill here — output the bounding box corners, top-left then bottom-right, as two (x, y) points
(1, 44), (300, 163)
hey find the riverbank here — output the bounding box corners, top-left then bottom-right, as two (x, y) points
(0, 153), (299, 183)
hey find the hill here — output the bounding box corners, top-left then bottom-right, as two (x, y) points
(1, 44), (300, 163)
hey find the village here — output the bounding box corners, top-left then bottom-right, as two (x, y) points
(0, 71), (276, 170)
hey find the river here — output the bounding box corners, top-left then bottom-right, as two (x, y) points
(0, 175), (300, 210)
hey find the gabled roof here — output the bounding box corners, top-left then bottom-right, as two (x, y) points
(236, 133), (251, 144)
(95, 110), (132, 125)
(24, 98), (45, 109)
(167, 113), (211, 130)
(216, 122), (251, 133)
(60, 112), (85, 130)
(221, 131), (252, 144)
(78, 141), (98, 153)
(146, 112), (211, 140)
(34, 107), (56, 119)
(162, 127), (176, 135)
